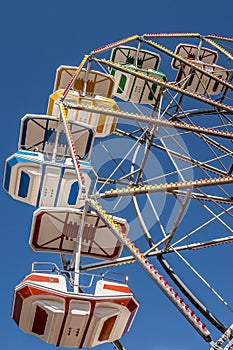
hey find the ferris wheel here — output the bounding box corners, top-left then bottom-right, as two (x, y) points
(3, 33), (233, 350)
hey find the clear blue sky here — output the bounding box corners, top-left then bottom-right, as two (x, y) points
(1, 1), (232, 350)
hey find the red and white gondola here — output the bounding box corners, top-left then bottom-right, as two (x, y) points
(12, 267), (139, 348)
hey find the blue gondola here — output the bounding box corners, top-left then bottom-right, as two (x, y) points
(19, 114), (94, 160)
(3, 150), (97, 207)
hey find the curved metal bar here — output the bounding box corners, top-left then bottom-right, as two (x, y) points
(157, 255), (227, 333)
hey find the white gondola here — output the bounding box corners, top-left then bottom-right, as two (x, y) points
(172, 44), (228, 95)
(54, 66), (114, 98)
(30, 207), (129, 261)
(110, 46), (166, 105)
(47, 89), (118, 138)
(3, 150), (97, 207)
(19, 114), (94, 160)
(12, 268), (139, 348)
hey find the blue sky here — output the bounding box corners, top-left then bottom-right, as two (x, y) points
(1, 1), (233, 350)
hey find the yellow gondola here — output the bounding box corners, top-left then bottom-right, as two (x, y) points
(47, 89), (118, 137)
